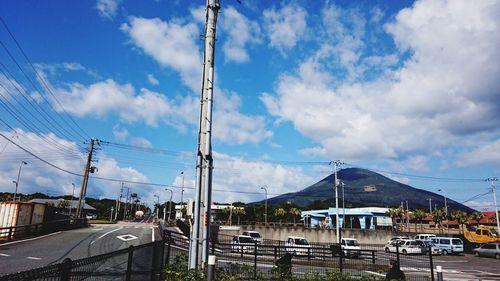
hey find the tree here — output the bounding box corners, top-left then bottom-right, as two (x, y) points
(385, 207), (404, 230)
(288, 207), (301, 224)
(223, 207), (232, 225)
(451, 210), (468, 234)
(470, 211), (485, 226)
(274, 208), (286, 223)
(431, 208), (446, 229)
(233, 207), (245, 225)
(57, 199), (69, 208)
(412, 209), (427, 231)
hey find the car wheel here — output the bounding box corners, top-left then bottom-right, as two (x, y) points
(385, 247), (389, 253)
(474, 251), (479, 257)
(442, 250), (448, 255)
(402, 249), (407, 255)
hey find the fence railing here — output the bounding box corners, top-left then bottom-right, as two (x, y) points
(0, 219), (87, 242)
(0, 228), (435, 281)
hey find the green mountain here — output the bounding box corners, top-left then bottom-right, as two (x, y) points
(265, 168), (475, 213)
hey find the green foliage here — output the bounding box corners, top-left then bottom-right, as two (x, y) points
(164, 254), (204, 281)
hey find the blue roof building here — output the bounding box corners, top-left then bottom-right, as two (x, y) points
(302, 207), (392, 230)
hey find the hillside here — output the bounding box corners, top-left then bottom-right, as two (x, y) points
(264, 168), (475, 213)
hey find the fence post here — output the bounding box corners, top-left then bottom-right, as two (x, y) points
(207, 255), (216, 281)
(429, 245), (435, 281)
(165, 232), (172, 266)
(436, 265), (443, 281)
(396, 244), (400, 266)
(254, 242), (258, 278)
(339, 243), (343, 273)
(274, 246), (277, 264)
(211, 237), (215, 255)
(126, 245), (135, 281)
(59, 258), (72, 281)
(371, 250), (375, 264)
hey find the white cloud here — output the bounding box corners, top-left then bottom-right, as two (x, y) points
(263, 4), (307, 53)
(458, 140), (500, 167)
(112, 125), (128, 140)
(131, 137), (153, 149)
(147, 74), (159, 86)
(210, 152), (315, 203)
(96, 0), (120, 20)
(121, 17), (201, 91)
(262, 0), (500, 165)
(220, 6), (261, 63)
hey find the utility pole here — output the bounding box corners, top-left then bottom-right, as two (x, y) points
(122, 185), (130, 221)
(180, 171), (185, 219)
(189, 0), (219, 270)
(115, 183), (123, 221)
(406, 200), (409, 228)
(487, 177), (499, 234)
(76, 139), (99, 218)
(331, 160), (343, 243)
(427, 198), (433, 213)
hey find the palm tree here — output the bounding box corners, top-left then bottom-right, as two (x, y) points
(288, 207), (301, 224)
(385, 207), (404, 230)
(470, 211), (485, 226)
(223, 207), (232, 225)
(274, 208), (286, 223)
(451, 210), (468, 234)
(412, 209), (427, 232)
(431, 208), (446, 229)
(233, 207), (245, 225)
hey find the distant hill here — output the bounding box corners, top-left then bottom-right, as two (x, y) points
(262, 168), (475, 213)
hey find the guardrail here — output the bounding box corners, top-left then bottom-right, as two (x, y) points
(0, 218), (87, 243)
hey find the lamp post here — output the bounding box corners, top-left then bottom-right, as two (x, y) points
(438, 188), (448, 217)
(260, 186), (268, 225)
(165, 189), (173, 222)
(154, 195), (160, 220)
(180, 171), (185, 219)
(13, 161), (28, 201)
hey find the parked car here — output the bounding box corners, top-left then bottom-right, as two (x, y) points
(286, 236), (311, 255)
(385, 239), (424, 255)
(430, 237), (464, 255)
(473, 243), (500, 259)
(231, 235), (256, 253)
(386, 236), (409, 245)
(414, 234), (436, 241)
(341, 238), (361, 258)
(423, 240), (442, 255)
(242, 231), (263, 244)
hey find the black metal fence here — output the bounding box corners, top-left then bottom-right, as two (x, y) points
(0, 219), (87, 242)
(0, 228), (435, 281)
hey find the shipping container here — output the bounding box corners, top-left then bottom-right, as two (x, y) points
(0, 202), (46, 240)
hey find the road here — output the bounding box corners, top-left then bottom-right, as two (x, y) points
(0, 221), (161, 276)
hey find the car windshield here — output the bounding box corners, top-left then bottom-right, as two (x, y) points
(295, 238), (309, 245)
(249, 233), (261, 238)
(345, 240), (360, 246)
(239, 237), (254, 243)
(452, 239), (463, 245)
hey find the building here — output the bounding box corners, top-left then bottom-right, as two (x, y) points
(301, 207), (391, 230)
(29, 199), (96, 217)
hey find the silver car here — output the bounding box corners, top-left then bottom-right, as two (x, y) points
(473, 243), (500, 259)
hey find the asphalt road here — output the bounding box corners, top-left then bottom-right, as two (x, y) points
(0, 221), (161, 276)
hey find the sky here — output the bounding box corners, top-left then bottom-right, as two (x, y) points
(0, 0), (499, 211)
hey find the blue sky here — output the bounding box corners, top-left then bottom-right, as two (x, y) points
(0, 0), (499, 211)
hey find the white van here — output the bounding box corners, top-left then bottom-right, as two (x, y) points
(430, 237), (464, 255)
(341, 238), (361, 258)
(415, 234), (436, 241)
(285, 236), (311, 255)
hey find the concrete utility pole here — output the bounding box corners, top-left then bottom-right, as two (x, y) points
(487, 177), (499, 233)
(331, 160), (343, 243)
(76, 139), (99, 218)
(180, 171), (185, 219)
(165, 189), (173, 222)
(261, 186), (268, 225)
(438, 188), (448, 217)
(13, 161), (27, 201)
(189, 0), (220, 270)
(427, 198), (433, 213)
(123, 185), (130, 221)
(115, 183), (123, 221)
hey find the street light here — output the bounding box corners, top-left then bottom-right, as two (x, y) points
(13, 161), (28, 201)
(165, 189), (173, 222)
(260, 186), (268, 225)
(438, 188), (448, 217)
(154, 195), (160, 220)
(180, 171), (185, 219)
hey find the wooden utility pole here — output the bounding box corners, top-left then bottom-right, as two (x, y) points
(76, 138), (97, 218)
(189, 0), (220, 270)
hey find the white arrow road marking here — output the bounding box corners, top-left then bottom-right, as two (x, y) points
(117, 234), (138, 242)
(151, 227), (155, 242)
(0, 253), (10, 257)
(90, 227), (123, 245)
(27, 256), (41, 260)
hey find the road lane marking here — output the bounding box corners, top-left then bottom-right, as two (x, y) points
(27, 256), (41, 260)
(151, 227), (155, 242)
(90, 227), (123, 245)
(117, 234), (138, 242)
(93, 228), (103, 231)
(0, 253), (11, 257)
(0, 231), (61, 247)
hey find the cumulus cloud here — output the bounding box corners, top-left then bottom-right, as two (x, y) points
(263, 4), (307, 53)
(96, 0), (120, 20)
(112, 125), (128, 140)
(147, 74), (159, 86)
(121, 17), (201, 91)
(220, 6), (262, 63)
(458, 140), (500, 167)
(262, 0), (500, 167)
(131, 137), (153, 149)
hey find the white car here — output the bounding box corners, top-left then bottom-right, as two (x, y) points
(341, 238), (361, 258)
(242, 231), (263, 244)
(286, 236), (311, 255)
(386, 236), (409, 245)
(385, 239), (424, 255)
(231, 235), (256, 253)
